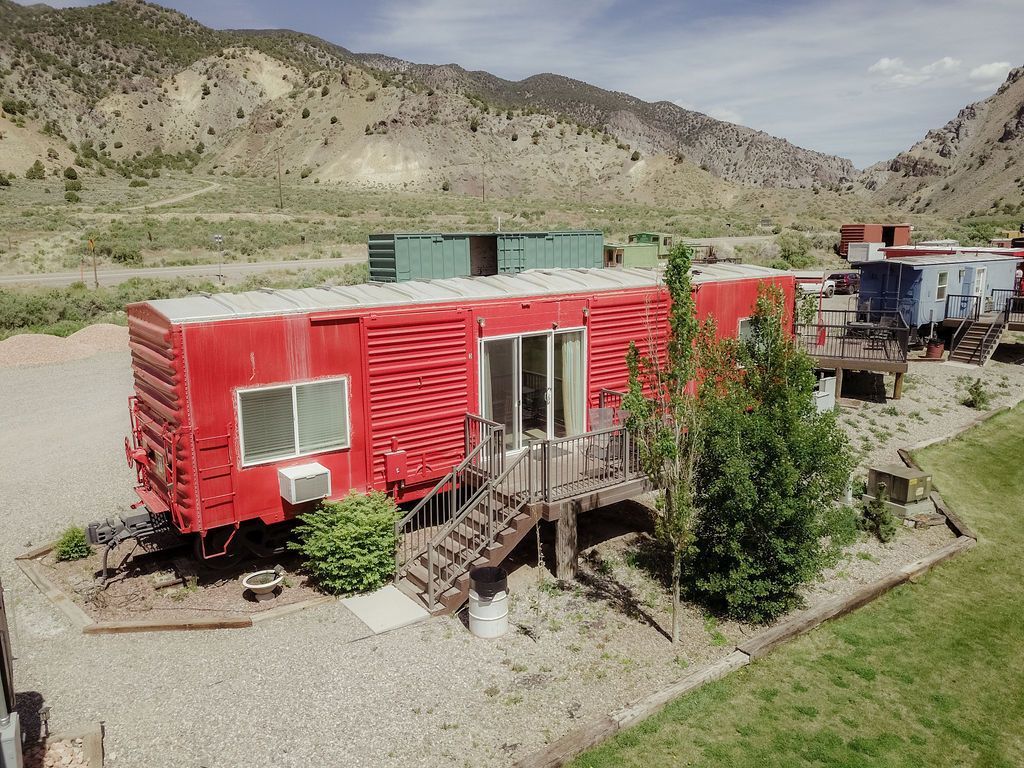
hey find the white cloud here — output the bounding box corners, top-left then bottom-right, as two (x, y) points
(968, 61), (1011, 90)
(868, 57), (906, 74)
(704, 106), (744, 125)
(867, 55), (962, 87)
(922, 56), (961, 74)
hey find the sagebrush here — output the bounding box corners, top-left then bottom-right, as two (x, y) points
(288, 492), (400, 595)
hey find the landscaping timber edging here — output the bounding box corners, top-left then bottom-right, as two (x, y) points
(15, 542), (335, 635)
(513, 533), (976, 768)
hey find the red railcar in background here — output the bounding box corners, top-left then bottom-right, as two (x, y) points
(99, 266), (793, 558)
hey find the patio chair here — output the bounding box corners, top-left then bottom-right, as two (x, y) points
(584, 407), (624, 480)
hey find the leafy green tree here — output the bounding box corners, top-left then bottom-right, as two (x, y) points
(25, 160), (46, 180)
(775, 230), (813, 268)
(687, 286), (854, 623)
(624, 245), (735, 643)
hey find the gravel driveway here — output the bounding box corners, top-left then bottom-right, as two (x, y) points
(1, 344), (1017, 768)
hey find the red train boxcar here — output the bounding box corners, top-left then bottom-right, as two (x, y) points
(95, 265), (793, 559)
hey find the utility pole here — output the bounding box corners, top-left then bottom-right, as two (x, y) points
(88, 238), (97, 289)
(275, 147), (284, 210)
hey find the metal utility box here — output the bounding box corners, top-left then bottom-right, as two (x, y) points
(867, 464), (932, 505)
(368, 231), (603, 282)
(1, 577), (22, 768)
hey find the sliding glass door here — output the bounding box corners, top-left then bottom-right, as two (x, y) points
(480, 330), (585, 451)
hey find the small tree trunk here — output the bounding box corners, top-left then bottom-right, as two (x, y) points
(671, 548), (682, 644)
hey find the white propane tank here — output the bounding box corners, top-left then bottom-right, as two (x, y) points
(467, 567), (509, 639)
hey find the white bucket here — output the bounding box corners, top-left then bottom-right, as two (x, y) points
(468, 588), (509, 639)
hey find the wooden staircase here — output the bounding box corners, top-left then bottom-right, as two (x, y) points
(950, 317), (1005, 366)
(397, 502), (536, 614)
(394, 423), (537, 615)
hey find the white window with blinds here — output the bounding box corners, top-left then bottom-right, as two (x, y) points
(237, 378), (349, 466)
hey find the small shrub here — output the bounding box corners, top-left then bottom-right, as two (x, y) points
(321, 85), (330, 97)
(441, 180), (451, 192)
(300, 166), (312, 179)
(330, 115), (338, 124)
(0, 175), (9, 188)
(511, 132), (518, 142)
(960, 378), (992, 410)
(113, 141), (123, 149)
(111, 247), (142, 265)
(469, 116), (480, 132)
(365, 90), (377, 102)
(207, 126), (216, 135)
(630, 150), (641, 161)
(860, 487), (898, 543)
(236, 107), (245, 118)
(25, 160), (46, 180)
(64, 191), (80, 203)
(289, 492), (401, 594)
(301, 107), (310, 119)
(128, 178), (149, 187)
(55, 526), (92, 561)
(63, 166), (78, 180)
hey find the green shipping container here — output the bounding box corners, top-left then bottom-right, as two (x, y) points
(604, 242), (661, 268)
(368, 231), (603, 282)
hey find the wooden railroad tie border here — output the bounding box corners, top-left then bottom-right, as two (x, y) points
(15, 542), (335, 635)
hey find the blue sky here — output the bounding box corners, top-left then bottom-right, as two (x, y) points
(24, 0), (1021, 168)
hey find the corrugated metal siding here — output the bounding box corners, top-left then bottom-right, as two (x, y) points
(364, 312), (472, 485)
(367, 234), (398, 282)
(128, 306), (196, 529)
(369, 234), (472, 282)
(587, 291), (668, 408)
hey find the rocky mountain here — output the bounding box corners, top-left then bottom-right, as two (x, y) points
(863, 67), (1024, 217)
(0, 0), (855, 199)
(363, 57), (857, 189)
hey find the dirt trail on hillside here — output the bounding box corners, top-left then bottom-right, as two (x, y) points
(123, 180), (221, 211)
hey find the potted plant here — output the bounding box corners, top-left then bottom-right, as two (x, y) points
(924, 335), (945, 359)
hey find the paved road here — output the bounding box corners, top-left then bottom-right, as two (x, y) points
(0, 256), (366, 288)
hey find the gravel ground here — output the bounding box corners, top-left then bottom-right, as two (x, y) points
(0, 344), (1004, 768)
(837, 357), (1024, 474)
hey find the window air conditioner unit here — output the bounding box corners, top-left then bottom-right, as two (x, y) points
(278, 462), (331, 504)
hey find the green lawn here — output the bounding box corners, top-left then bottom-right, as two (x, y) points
(573, 406), (1024, 768)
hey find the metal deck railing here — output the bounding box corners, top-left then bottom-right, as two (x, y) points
(794, 310), (909, 364)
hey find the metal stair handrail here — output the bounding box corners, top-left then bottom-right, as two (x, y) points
(422, 445), (535, 609)
(394, 417), (505, 580)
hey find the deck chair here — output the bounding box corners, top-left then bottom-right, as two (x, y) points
(584, 407), (623, 479)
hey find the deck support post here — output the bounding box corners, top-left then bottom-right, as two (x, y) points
(834, 367), (844, 402)
(556, 503), (579, 581)
(892, 371), (904, 400)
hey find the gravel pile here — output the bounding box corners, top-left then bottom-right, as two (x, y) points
(0, 348), (1006, 768)
(0, 334), (96, 367)
(66, 324), (129, 352)
(0, 325), (128, 367)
